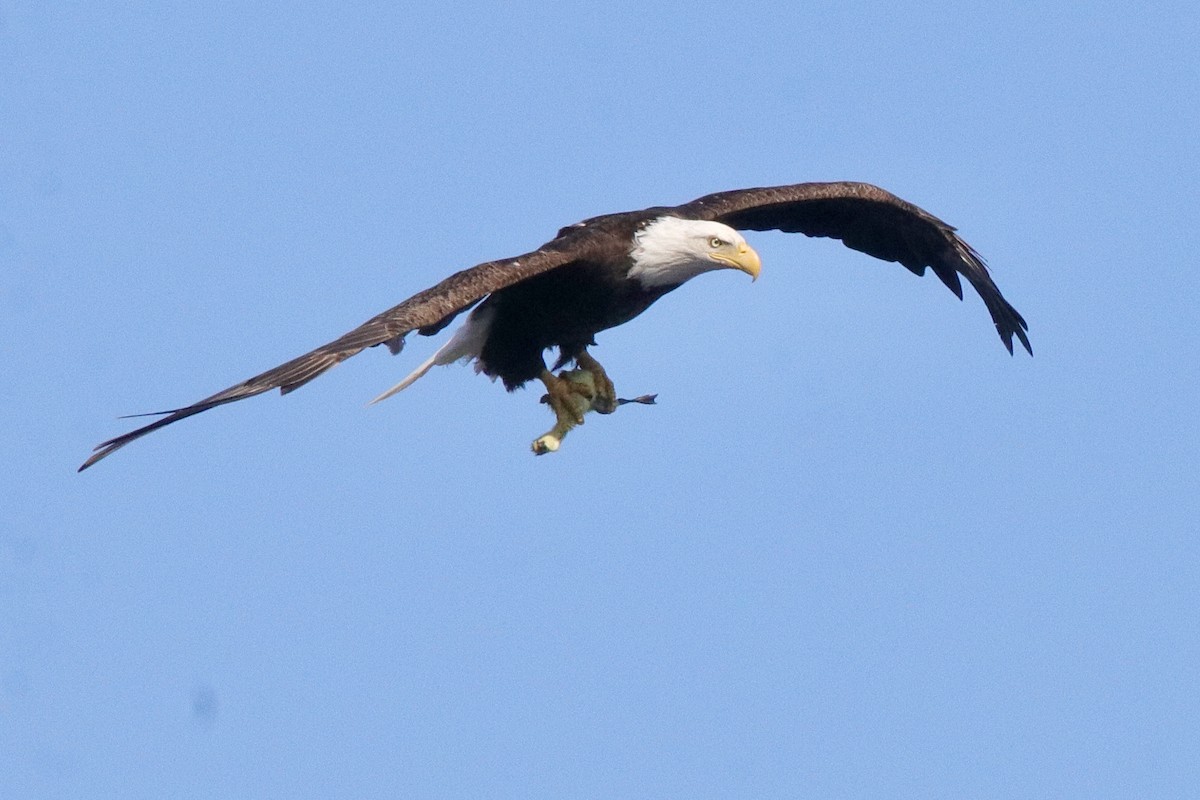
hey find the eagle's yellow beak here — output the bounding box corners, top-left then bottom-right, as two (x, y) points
(712, 242), (762, 281)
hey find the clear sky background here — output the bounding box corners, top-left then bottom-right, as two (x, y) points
(4, 2), (1199, 797)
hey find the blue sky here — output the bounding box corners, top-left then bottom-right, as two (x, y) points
(4, 1), (1199, 797)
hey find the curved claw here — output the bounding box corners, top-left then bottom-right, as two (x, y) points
(533, 369), (590, 454)
(575, 351), (617, 414)
(531, 367), (656, 454)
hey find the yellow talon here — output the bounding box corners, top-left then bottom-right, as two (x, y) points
(532, 369), (593, 454)
(575, 351), (617, 414)
(530, 359), (650, 454)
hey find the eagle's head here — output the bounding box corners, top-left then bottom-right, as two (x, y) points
(629, 216), (761, 288)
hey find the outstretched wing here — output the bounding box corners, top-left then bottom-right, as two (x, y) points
(673, 181), (1031, 356)
(79, 242), (585, 471)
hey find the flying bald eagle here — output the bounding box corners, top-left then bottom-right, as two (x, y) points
(79, 182), (1031, 471)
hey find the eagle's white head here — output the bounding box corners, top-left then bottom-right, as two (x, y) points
(629, 217), (762, 288)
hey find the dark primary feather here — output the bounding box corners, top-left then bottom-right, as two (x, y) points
(675, 181), (1031, 356)
(81, 181), (1030, 471)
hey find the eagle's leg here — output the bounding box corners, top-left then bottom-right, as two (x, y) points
(575, 350), (617, 414)
(532, 368), (593, 455)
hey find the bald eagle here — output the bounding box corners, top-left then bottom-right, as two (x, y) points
(79, 182), (1031, 471)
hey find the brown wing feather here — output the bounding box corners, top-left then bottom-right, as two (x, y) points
(673, 182), (1031, 356)
(79, 243), (584, 471)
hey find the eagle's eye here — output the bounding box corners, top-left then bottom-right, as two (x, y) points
(709, 237), (725, 249)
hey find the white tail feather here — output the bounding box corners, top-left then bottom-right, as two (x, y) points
(369, 353), (438, 404)
(368, 306), (495, 405)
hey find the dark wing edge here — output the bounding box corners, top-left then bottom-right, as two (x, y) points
(78, 244), (582, 471)
(674, 182), (1031, 356)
